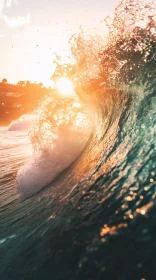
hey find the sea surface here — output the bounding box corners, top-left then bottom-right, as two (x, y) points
(0, 0), (156, 279)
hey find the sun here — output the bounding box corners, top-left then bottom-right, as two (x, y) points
(56, 77), (74, 95)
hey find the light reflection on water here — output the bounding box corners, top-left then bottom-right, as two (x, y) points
(0, 127), (32, 202)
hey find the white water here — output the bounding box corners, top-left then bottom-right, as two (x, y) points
(8, 114), (33, 131)
(16, 126), (91, 200)
(11, 107), (93, 200)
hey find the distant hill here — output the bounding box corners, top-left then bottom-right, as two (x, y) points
(0, 80), (52, 126)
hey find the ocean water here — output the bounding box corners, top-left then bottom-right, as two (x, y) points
(8, 114), (33, 132)
(0, 0), (156, 279)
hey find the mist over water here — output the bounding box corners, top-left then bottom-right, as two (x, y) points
(0, 0), (156, 279)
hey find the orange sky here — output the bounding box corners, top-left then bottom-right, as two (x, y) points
(0, 0), (119, 86)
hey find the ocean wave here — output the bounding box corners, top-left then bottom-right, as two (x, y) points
(8, 114), (33, 131)
(0, 0), (156, 279)
(16, 95), (93, 199)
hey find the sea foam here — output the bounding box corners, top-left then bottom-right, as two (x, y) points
(16, 118), (92, 200)
(8, 114), (33, 131)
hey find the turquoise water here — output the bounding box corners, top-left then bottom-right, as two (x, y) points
(0, 0), (156, 279)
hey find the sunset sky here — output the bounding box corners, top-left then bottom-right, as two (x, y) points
(0, 0), (119, 86)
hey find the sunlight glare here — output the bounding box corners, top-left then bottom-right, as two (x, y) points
(56, 78), (74, 95)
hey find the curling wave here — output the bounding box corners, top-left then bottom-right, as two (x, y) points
(0, 0), (156, 279)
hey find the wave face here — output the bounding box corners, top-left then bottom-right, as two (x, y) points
(0, 0), (156, 279)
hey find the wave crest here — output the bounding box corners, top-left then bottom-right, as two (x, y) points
(8, 114), (33, 131)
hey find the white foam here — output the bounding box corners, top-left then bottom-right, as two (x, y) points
(16, 126), (92, 200)
(8, 114), (33, 131)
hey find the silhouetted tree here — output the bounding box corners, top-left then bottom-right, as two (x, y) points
(2, 78), (7, 84)
(26, 81), (30, 86)
(39, 82), (43, 88)
(17, 81), (25, 87)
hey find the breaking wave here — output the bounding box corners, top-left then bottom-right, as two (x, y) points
(8, 114), (33, 131)
(0, 0), (156, 279)
(16, 95), (93, 199)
